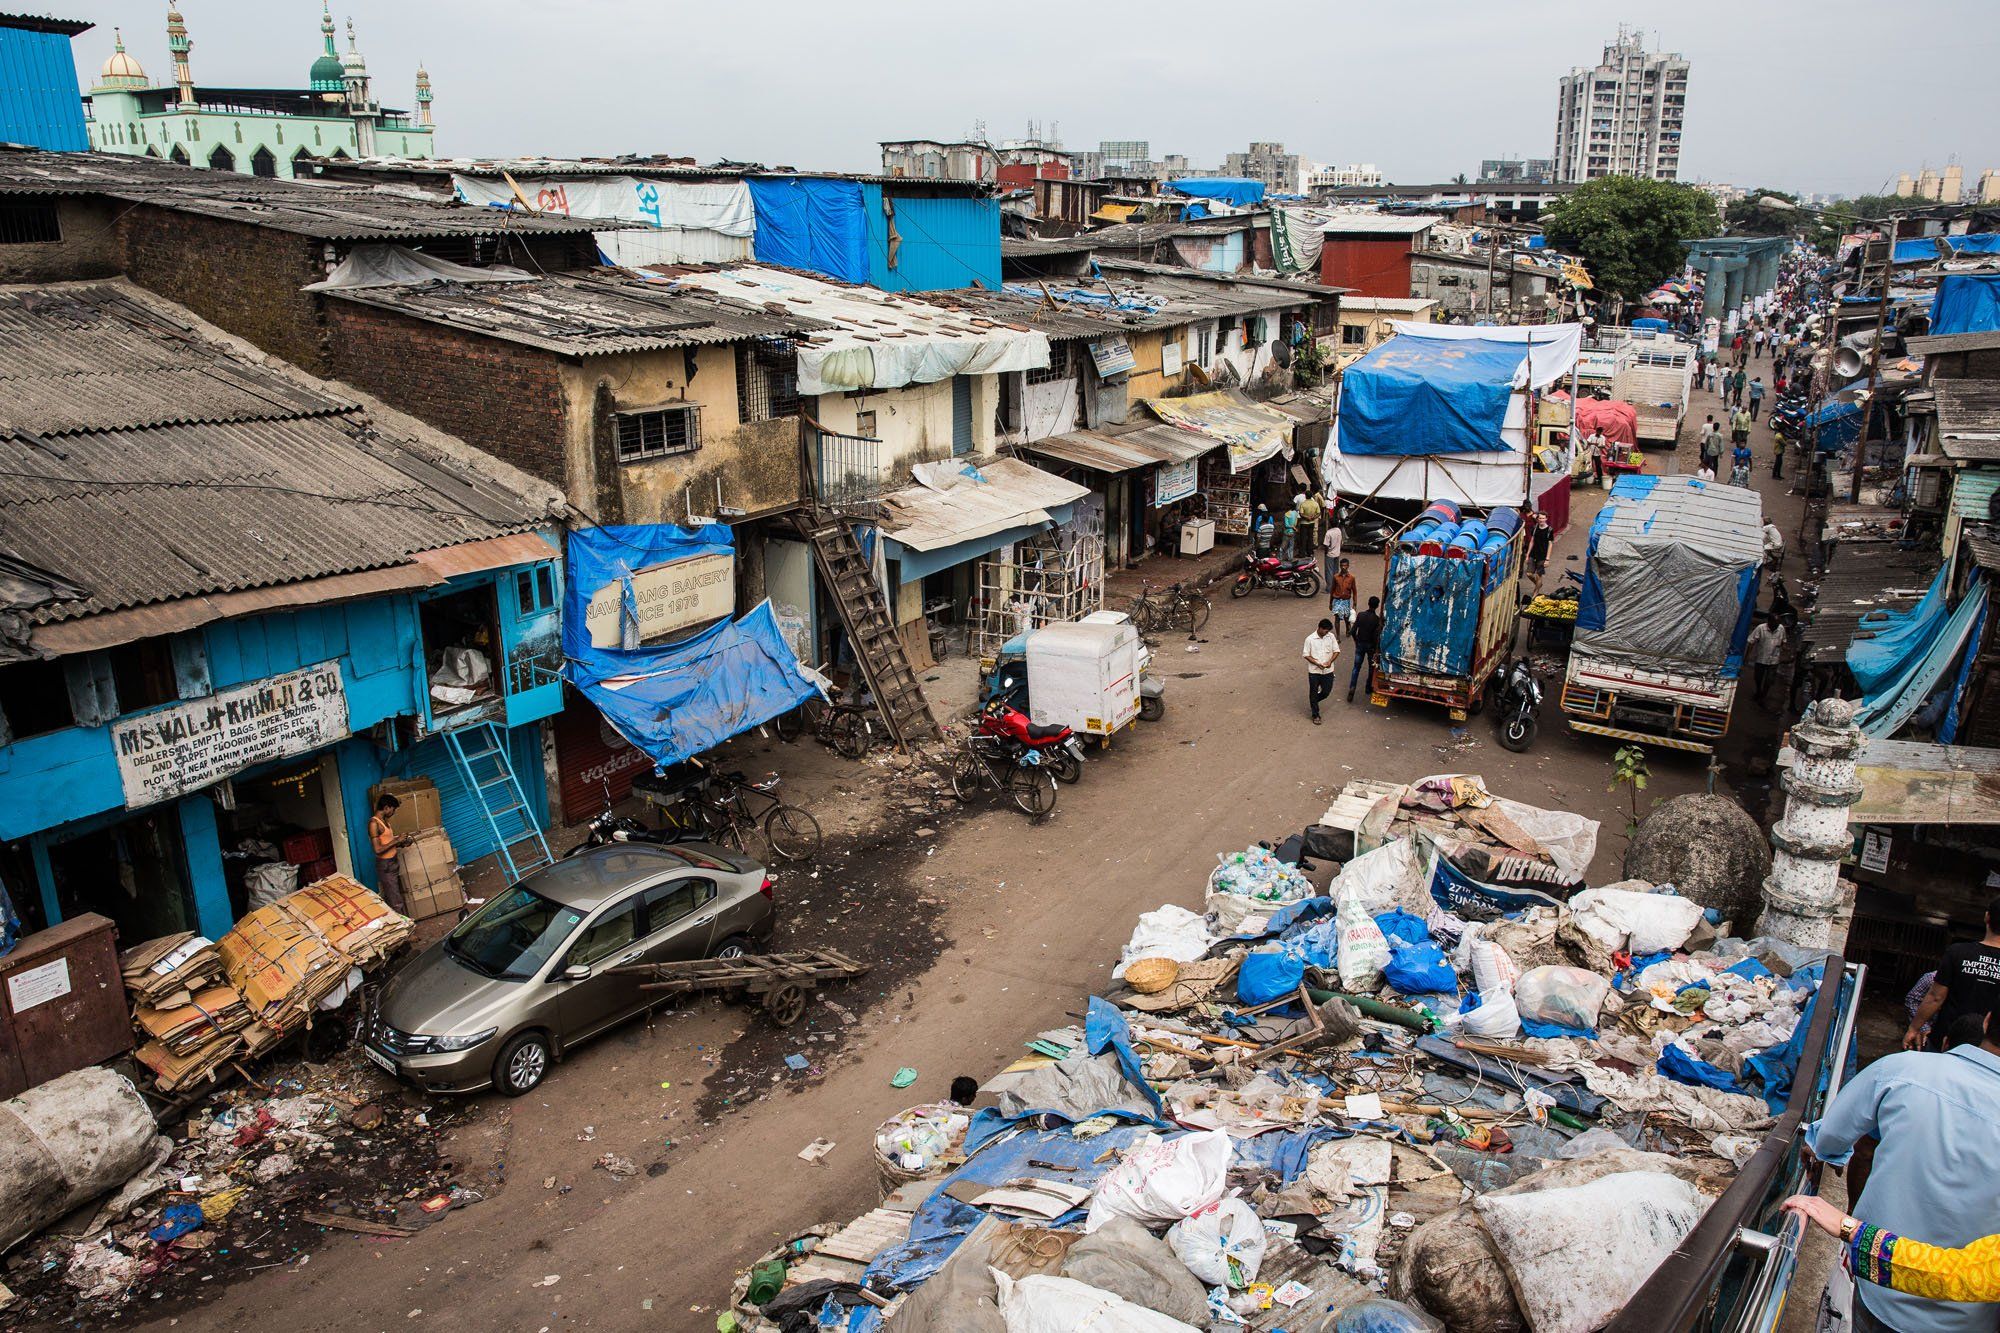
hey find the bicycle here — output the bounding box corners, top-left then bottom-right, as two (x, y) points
(1126, 579), (1210, 635)
(948, 733), (1058, 817)
(774, 693), (879, 760)
(691, 770), (823, 863)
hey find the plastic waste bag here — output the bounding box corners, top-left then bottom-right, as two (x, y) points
(1166, 1196), (1267, 1287)
(1382, 941), (1457, 995)
(1112, 905), (1216, 980)
(1332, 839), (1421, 916)
(1336, 887), (1390, 992)
(1446, 988), (1520, 1040)
(992, 1270), (1203, 1333)
(1327, 1297), (1446, 1333)
(1085, 1129), (1231, 1232)
(1567, 887), (1705, 956)
(1062, 1216), (1212, 1326)
(1514, 966), (1612, 1032)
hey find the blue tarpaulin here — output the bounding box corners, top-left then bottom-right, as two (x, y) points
(1232, 1125), (1348, 1182)
(1848, 566), (1948, 694)
(747, 177), (868, 284)
(1631, 316), (1672, 331)
(562, 526), (820, 771)
(1164, 177), (1266, 207)
(1337, 335), (1525, 456)
(1853, 577), (1989, 739)
(1801, 397), (1863, 450)
(1930, 273), (2000, 337)
(1892, 237), (1946, 265)
(1379, 553), (1486, 676)
(1946, 233), (2000, 255)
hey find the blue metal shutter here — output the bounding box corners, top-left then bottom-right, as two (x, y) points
(952, 377), (973, 456)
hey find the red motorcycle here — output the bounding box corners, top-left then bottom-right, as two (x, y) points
(1231, 551), (1323, 599)
(976, 700), (1086, 784)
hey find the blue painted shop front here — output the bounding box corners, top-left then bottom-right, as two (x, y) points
(0, 543), (564, 942)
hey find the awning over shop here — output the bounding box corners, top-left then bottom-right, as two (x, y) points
(562, 525), (819, 772)
(1022, 423), (1219, 473)
(877, 457), (1090, 581)
(1140, 391), (1296, 474)
(1335, 322), (1583, 458)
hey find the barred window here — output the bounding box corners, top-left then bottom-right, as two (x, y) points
(616, 406), (702, 462)
(736, 340), (801, 422)
(1026, 341), (1072, 386)
(0, 201), (60, 245)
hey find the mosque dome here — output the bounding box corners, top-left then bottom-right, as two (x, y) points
(96, 30), (149, 89)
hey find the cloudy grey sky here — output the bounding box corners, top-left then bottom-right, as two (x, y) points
(66, 0), (2000, 197)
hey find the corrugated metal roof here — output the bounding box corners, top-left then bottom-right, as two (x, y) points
(1021, 430), (1163, 474)
(876, 457), (1091, 552)
(1951, 469), (2000, 519)
(325, 270), (830, 356)
(1933, 379), (2000, 460)
(313, 155), (992, 192)
(0, 282), (558, 627)
(1805, 544), (1939, 666)
(1318, 213), (1438, 235)
(0, 147), (621, 241)
(913, 287), (1129, 341)
(1965, 528), (2000, 573)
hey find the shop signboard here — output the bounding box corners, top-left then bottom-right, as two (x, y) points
(583, 551), (735, 648)
(111, 661), (350, 808)
(1088, 336), (1137, 378)
(1154, 460), (1198, 506)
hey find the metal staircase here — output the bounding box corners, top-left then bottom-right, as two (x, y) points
(441, 722), (554, 882)
(792, 513), (939, 747)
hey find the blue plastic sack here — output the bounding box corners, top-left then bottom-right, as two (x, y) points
(149, 1202), (204, 1244)
(1331, 1296), (1445, 1332)
(1382, 942), (1457, 995)
(1520, 1015), (1596, 1040)
(1239, 949), (1307, 1005)
(1374, 909), (1431, 949)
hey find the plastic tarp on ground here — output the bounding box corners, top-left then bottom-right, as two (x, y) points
(1930, 273), (2000, 337)
(746, 177), (869, 285)
(452, 173), (756, 266)
(670, 266), (1049, 395)
(1164, 177), (1266, 207)
(1142, 392), (1295, 474)
(562, 525), (820, 771)
(1853, 578), (1990, 739)
(1574, 476), (1764, 680)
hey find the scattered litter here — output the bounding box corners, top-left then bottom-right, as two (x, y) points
(784, 1054), (810, 1072)
(595, 1154), (639, 1179)
(890, 1067), (918, 1088)
(796, 1138), (836, 1164)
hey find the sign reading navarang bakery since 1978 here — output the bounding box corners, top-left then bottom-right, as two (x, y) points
(584, 551), (736, 648)
(111, 661), (351, 809)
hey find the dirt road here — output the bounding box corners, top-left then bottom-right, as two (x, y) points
(125, 395), (1808, 1332)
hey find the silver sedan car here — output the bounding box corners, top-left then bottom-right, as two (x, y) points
(364, 843), (775, 1095)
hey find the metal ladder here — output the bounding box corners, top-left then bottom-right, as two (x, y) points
(441, 722), (554, 882)
(792, 513), (938, 747)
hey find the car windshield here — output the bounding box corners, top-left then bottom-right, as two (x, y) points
(444, 885), (583, 980)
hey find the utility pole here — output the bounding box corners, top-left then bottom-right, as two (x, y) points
(1852, 230), (1894, 503)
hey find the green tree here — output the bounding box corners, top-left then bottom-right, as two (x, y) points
(1542, 176), (1721, 302)
(1725, 187), (1800, 235)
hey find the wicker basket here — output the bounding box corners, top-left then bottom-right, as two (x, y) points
(872, 1102), (970, 1199)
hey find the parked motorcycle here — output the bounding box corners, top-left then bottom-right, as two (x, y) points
(1341, 511), (1395, 553)
(1494, 658), (1542, 753)
(976, 699), (1086, 784)
(1231, 551), (1322, 600)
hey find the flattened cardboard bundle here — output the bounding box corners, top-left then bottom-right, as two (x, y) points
(397, 828), (464, 921)
(370, 777), (442, 838)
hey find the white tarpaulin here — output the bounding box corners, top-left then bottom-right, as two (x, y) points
(668, 268), (1050, 394)
(452, 174), (757, 266)
(1385, 320), (1585, 391)
(303, 243), (535, 291)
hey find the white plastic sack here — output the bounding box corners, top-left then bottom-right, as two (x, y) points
(993, 1270), (1203, 1333)
(1514, 966), (1612, 1031)
(1166, 1196), (1267, 1287)
(1459, 928), (1522, 996)
(1112, 905), (1216, 980)
(1332, 839), (1420, 916)
(1085, 1129), (1231, 1233)
(1475, 1171), (1709, 1333)
(246, 860), (300, 910)
(1566, 887), (1705, 956)
(1446, 989), (1521, 1040)
(1334, 880), (1390, 992)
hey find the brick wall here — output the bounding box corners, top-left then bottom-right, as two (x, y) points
(0, 197), (123, 283)
(326, 299), (574, 494)
(118, 205), (330, 372)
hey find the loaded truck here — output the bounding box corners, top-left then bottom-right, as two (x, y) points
(1559, 476), (1764, 753)
(1372, 501), (1528, 720)
(1609, 333), (1695, 448)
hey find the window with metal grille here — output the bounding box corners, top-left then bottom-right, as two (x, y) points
(736, 340), (801, 421)
(616, 406), (702, 462)
(0, 202), (60, 245)
(1026, 341), (1072, 386)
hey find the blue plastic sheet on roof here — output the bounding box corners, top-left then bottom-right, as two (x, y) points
(1337, 335), (1525, 456)
(1631, 316), (1672, 330)
(1892, 237), (1946, 264)
(562, 526), (820, 772)
(1930, 273), (2000, 336)
(1853, 577), (1989, 739)
(1945, 233), (2000, 255)
(746, 177), (868, 284)
(1164, 177), (1267, 207)
(1940, 596), (1988, 743)
(1848, 566), (1948, 694)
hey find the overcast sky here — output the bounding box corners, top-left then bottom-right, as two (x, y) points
(67, 0), (2000, 197)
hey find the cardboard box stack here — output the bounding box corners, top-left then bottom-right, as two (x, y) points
(396, 827), (465, 921)
(120, 933), (224, 1008)
(370, 777), (442, 839)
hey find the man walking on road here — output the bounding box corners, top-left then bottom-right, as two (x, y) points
(1322, 515), (1343, 596)
(1303, 618), (1340, 725)
(1748, 376), (1766, 421)
(1746, 611), (1785, 706)
(1328, 558), (1357, 638)
(1348, 596), (1382, 702)
(1905, 899), (2000, 1054)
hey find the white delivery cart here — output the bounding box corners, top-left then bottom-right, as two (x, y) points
(1025, 618), (1142, 738)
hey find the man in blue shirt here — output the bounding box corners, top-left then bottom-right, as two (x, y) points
(1805, 1001), (2000, 1333)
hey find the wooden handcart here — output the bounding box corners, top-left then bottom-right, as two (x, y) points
(606, 949), (869, 1027)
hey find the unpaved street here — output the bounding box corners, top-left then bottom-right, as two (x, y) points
(128, 390), (1805, 1332)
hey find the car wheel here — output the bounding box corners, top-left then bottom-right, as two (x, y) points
(712, 934), (753, 961)
(493, 1031), (551, 1097)
(1139, 694), (1165, 722)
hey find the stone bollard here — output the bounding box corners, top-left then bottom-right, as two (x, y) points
(1757, 697), (1864, 948)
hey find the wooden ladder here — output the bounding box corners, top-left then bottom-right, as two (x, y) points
(792, 512), (939, 747)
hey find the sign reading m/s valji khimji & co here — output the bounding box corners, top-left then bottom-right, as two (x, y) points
(112, 661), (351, 808)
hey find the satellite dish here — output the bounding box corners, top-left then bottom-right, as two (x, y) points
(1272, 340), (1293, 368)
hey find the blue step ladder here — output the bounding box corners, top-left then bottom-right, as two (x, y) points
(442, 723), (554, 882)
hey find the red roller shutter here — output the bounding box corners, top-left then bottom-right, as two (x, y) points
(553, 688), (653, 824)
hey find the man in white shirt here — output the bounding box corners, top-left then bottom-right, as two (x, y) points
(1585, 428), (1608, 484)
(1762, 520), (1785, 570)
(1746, 611), (1786, 707)
(1303, 618), (1341, 725)
(1322, 519), (1344, 595)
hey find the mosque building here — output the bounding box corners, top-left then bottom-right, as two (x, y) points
(83, 4), (434, 178)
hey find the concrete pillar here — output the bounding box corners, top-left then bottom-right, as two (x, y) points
(1758, 697), (1864, 947)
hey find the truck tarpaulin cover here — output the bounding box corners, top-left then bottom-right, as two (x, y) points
(1381, 555), (1486, 677)
(562, 525), (820, 772)
(746, 177), (869, 285)
(1929, 273), (2000, 337)
(1571, 395), (1639, 447)
(1574, 476), (1764, 680)
(1164, 177), (1266, 207)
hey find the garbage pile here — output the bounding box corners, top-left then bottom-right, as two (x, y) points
(721, 775), (1838, 1333)
(124, 876), (411, 1093)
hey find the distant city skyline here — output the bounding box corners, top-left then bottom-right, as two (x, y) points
(60, 0), (2000, 198)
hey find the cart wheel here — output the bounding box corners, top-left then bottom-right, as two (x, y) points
(764, 983), (808, 1027)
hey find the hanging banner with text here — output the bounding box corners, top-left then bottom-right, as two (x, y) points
(583, 551), (736, 648)
(112, 661), (351, 809)
(1154, 460), (1199, 507)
